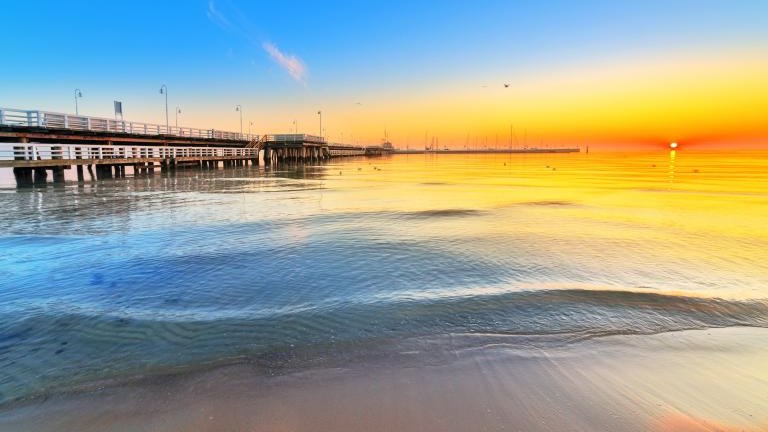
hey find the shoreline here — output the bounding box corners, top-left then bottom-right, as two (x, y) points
(2, 326), (766, 431)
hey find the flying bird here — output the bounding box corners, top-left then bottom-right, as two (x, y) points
(504, 83), (510, 88)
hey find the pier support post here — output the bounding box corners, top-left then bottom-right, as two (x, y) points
(74, 147), (84, 182)
(52, 167), (65, 184)
(97, 165), (112, 179)
(13, 168), (33, 188)
(34, 168), (48, 185)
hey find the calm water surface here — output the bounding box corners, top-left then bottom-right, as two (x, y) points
(1, 151), (767, 403)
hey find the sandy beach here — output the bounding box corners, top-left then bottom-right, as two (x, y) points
(2, 326), (766, 432)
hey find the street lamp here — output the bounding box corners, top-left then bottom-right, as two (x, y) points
(175, 106), (181, 127)
(159, 84), (168, 132)
(235, 105), (243, 136)
(317, 110), (322, 139)
(293, 119), (297, 135)
(74, 89), (82, 115)
(249, 120), (253, 136)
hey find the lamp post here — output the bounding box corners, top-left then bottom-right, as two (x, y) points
(74, 89), (82, 115)
(235, 105), (243, 136)
(159, 84), (168, 132)
(293, 120), (297, 135)
(317, 110), (322, 139)
(175, 107), (181, 127)
(249, 121), (253, 136)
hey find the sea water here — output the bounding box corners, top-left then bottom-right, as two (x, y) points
(1, 151), (767, 404)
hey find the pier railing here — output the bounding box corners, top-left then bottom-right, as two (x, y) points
(263, 134), (326, 144)
(0, 143), (259, 162)
(0, 107), (258, 141)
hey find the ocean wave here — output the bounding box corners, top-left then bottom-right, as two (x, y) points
(401, 209), (484, 218)
(1, 289), (766, 405)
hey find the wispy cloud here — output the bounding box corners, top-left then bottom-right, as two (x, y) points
(207, 1), (233, 31)
(206, 2), (309, 85)
(263, 42), (308, 84)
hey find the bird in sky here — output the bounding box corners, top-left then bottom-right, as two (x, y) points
(504, 83), (510, 88)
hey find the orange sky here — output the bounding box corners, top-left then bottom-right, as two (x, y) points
(327, 51), (768, 150)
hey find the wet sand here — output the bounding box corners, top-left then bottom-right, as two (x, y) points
(1, 327), (767, 432)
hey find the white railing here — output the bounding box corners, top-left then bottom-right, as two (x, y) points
(0, 107), (258, 142)
(328, 142), (366, 149)
(0, 143), (259, 162)
(328, 147), (366, 156)
(263, 134), (326, 144)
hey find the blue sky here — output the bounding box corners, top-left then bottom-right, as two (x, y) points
(1, 1), (767, 145)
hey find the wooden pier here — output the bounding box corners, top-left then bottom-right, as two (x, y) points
(0, 107), (393, 187)
(393, 149), (581, 154)
(0, 143), (263, 187)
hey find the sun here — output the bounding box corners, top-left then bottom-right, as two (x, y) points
(670, 142), (678, 149)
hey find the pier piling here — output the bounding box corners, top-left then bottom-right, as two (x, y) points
(33, 168), (48, 185)
(13, 168), (33, 187)
(52, 167), (65, 184)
